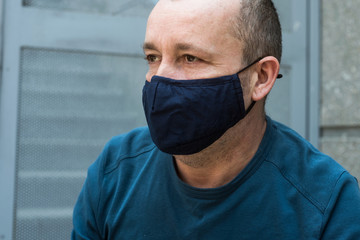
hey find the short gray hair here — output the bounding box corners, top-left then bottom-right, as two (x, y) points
(233, 0), (282, 64)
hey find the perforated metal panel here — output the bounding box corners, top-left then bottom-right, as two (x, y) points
(14, 48), (147, 239)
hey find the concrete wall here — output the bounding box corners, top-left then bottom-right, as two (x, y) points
(321, 0), (360, 182)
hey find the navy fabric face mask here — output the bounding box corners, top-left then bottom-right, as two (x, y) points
(142, 59), (262, 155)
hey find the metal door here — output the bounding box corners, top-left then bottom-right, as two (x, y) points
(0, 0), (155, 239)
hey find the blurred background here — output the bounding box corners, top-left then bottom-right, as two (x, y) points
(0, 0), (359, 239)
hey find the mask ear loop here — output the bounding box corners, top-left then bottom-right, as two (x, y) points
(245, 101), (256, 114)
(236, 58), (262, 75)
(237, 57), (283, 78)
(236, 57), (282, 115)
(236, 58), (261, 115)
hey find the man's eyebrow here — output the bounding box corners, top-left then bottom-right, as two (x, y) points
(174, 43), (209, 54)
(142, 42), (213, 57)
(142, 42), (158, 52)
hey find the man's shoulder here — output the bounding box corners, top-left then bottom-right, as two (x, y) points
(266, 118), (353, 213)
(106, 126), (155, 155)
(98, 126), (157, 174)
(268, 118), (344, 174)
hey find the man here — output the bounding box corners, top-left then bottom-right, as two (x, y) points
(72, 0), (360, 239)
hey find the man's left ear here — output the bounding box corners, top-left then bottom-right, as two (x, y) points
(252, 56), (280, 101)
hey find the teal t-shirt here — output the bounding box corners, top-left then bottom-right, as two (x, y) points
(72, 117), (360, 239)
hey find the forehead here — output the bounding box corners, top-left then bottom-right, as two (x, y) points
(145, 0), (241, 50)
(151, 0), (235, 19)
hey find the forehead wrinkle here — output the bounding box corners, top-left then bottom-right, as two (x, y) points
(174, 43), (213, 55)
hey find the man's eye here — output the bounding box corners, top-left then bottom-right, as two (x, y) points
(145, 55), (159, 63)
(184, 55), (198, 63)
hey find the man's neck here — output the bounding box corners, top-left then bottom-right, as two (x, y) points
(173, 111), (267, 189)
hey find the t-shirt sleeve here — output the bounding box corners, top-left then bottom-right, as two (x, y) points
(320, 172), (360, 239)
(71, 153), (105, 240)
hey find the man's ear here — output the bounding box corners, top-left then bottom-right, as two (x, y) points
(252, 56), (280, 101)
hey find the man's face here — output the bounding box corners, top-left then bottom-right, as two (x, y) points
(143, 0), (245, 82)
